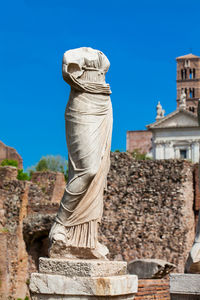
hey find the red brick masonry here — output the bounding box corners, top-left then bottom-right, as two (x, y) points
(135, 278), (170, 300)
(0, 140), (23, 169)
(126, 130), (152, 154)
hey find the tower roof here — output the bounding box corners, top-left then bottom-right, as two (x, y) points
(176, 53), (200, 60)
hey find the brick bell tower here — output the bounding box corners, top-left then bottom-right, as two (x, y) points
(176, 53), (200, 115)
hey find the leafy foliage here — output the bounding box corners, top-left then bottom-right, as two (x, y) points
(28, 155), (68, 181)
(17, 169), (30, 181)
(35, 155), (66, 173)
(35, 158), (48, 171)
(131, 149), (151, 160)
(0, 159), (30, 181)
(0, 159), (18, 167)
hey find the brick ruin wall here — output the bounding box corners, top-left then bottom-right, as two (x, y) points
(126, 130), (152, 154)
(0, 152), (198, 299)
(100, 153), (195, 272)
(0, 141), (23, 169)
(0, 167), (29, 299)
(0, 168), (64, 299)
(135, 278), (170, 300)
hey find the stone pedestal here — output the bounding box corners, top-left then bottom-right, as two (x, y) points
(170, 274), (200, 300)
(30, 258), (138, 299)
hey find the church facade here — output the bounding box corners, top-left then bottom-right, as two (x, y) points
(127, 53), (200, 163)
(147, 108), (200, 162)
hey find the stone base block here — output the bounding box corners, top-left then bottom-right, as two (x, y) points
(30, 258), (138, 299)
(128, 258), (175, 279)
(170, 273), (200, 300)
(31, 296), (134, 300)
(39, 257), (127, 277)
(30, 273), (137, 299)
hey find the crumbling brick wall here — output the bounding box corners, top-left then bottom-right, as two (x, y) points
(0, 166), (29, 299)
(0, 153), (196, 299)
(99, 153), (195, 272)
(0, 167), (65, 299)
(135, 278), (170, 300)
(0, 141), (23, 169)
(126, 130), (152, 154)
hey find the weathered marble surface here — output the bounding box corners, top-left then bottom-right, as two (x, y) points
(30, 258), (138, 299)
(156, 101), (165, 121)
(31, 295), (135, 300)
(179, 89), (186, 110)
(49, 47), (113, 260)
(185, 212), (200, 273)
(170, 274), (200, 300)
(171, 296), (200, 300)
(128, 258), (175, 279)
(30, 273), (138, 298)
(39, 258), (127, 277)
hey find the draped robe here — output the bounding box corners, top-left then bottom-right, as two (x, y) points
(55, 48), (113, 249)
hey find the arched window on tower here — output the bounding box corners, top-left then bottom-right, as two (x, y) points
(189, 88), (195, 98)
(181, 69), (187, 80)
(181, 69), (183, 80)
(184, 69), (187, 79)
(193, 69), (196, 79)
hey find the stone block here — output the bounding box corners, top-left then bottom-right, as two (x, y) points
(0, 166), (18, 182)
(170, 273), (200, 300)
(31, 295), (134, 300)
(128, 258), (176, 279)
(39, 257), (127, 277)
(30, 273), (138, 299)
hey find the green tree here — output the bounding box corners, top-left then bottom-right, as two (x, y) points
(35, 158), (48, 171)
(17, 169), (30, 181)
(0, 159), (30, 181)
(131, 149), (151, 160)
(28, 155), (68, 181)
(0, 159), (18, 167)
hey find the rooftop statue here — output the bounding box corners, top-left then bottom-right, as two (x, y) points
(49, 47), (113, 260)
(179, 89), (186, 110)
(156, 101), (165, 121)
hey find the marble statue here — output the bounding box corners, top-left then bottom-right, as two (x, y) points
(156, 101), (165, 121)
(179, 89), (186, 110)
(49, 47), (113, 260)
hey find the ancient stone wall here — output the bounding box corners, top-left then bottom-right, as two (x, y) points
(0, 167), (65, 299)
(0, 153), (197, 298)
(0, 166), (29, 299)
(99, 153), (195, 272)
(0, 141), (23, 169)
(31, 171), (65, 206)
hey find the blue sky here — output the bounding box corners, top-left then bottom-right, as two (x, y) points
(1, 0), (200, 170)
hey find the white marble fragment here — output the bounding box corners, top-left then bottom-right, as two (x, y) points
(30, 273), (138, 296)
